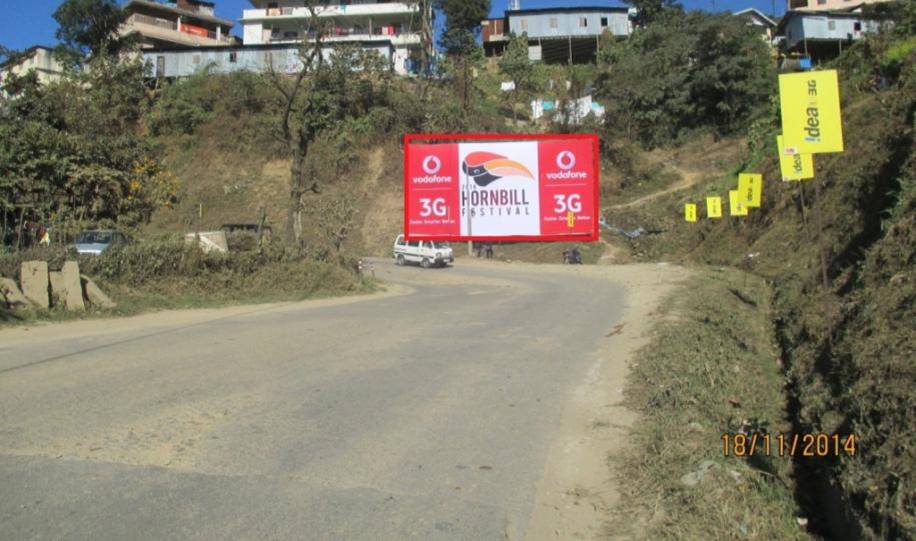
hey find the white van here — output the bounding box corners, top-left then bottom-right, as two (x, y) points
(393, 235), (454, 268)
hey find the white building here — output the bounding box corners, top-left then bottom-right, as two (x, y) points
(0, 47), (65, 95)
(239, 0), (429, 75)
(786, 0), (893, 12)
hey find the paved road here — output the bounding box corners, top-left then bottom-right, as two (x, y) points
(0, 259), (628, 540)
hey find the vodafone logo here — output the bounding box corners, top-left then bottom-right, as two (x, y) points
(422, 155), (442, 175)
(413, 154), (451, 184)
(547, 149), (587, 180)
(556, 151), (576, 171)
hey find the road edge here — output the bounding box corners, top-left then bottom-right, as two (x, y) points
(523, 263), (690, 541)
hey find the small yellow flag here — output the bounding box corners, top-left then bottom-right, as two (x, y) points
(737, 173), (763, 208)
(778, 69), (844, 154)
(567, 211), (576, 228)
(706, 197), (723, 218)
(685, 203), (697, 222)
(777, 135), (814, 181)
(729, 190), (748, 216)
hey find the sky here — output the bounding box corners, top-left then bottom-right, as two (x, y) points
(0, 0), (786, 52)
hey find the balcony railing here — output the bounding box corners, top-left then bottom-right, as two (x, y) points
(267, 27), (420, 42)
(132, 13), (178, 31)
(243, 3), (418, 19)
(128, 14), (234, 42)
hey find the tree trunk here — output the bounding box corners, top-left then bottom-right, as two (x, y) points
(461, 57), (470, 112)
(287, 150), (307, 242)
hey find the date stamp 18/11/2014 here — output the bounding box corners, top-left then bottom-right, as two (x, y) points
(722, 433), (857, 458)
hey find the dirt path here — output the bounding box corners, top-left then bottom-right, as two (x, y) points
(609, 165), (703, 210)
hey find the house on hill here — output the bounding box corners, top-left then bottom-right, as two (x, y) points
(121, 0), (238, 48)
(734, 7), (778, 40)
(482, 18), (509, 57)
(0, 47), (65, 95)
(239, 0), (430, 75)
(785, 0), (894, 12)
(485, 6), (633, 64)
(775, 9), (888, 59)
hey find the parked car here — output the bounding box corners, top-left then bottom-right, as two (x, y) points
(393, 235), (454, 268)
(72, 230), (129, 255)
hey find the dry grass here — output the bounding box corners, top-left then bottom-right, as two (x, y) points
(608, 267), (810, 540)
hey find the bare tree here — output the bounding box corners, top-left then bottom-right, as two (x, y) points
(265, 0), (330, 245)
(306, 195), (359, 254)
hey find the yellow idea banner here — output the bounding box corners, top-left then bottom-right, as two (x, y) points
(706, 197), (723, 218)
(729, 190), (748, 216)
(777, 135), (814, 181)
(778, 70), (844, 154)
(685, 203), (697, 222)
(737, 173), (763, 208)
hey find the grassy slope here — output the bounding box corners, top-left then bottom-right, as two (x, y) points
(606, 57), (915, 538)
(0, 245), (373, 327)
(611, 268), (808, 540)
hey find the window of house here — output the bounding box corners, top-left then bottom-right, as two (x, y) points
(817, 0), (826, 4)
(520, 19), (527, 31)
(550, 17), (558, 29)
(580, 17), (588, 27)
(229, 52), (237, 63)
(828, 20), (836, 30)
(192, 54), (200, 64)
(853, 21), (861, 31)
(601, 17), (608, 27)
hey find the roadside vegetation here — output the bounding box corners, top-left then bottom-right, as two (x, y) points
(605, 4), (914, 538)
(0, 240), (374, 326)
(614, 268), (806, 540)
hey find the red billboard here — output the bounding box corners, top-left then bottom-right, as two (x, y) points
(404, 134), (600, 242)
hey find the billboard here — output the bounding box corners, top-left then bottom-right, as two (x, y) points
(404, 134), (600, 241)
(776, 135), (815, 181)
(778, 70), (844, 155)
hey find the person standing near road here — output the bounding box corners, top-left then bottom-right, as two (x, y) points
(485, 243), (494, 259)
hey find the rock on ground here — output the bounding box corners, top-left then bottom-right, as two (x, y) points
(20, 261), (50, 309)
(61, 262), (86, 312)
(80, 276), (116, 309)
(1, 277), (30, 308)
(49, 272), (66, 306)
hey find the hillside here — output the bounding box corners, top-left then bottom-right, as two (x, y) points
(137, 14), (912, 540)
(601, 48), (915, 539)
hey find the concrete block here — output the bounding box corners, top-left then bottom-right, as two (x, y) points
(61, 261), (86, 311)
(49, 271), (66, 306)
(0, 277), (29, 307)
(20, 261), (50, 309)
(81, 276), (116, 309)
(184, 231), (229, 253)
